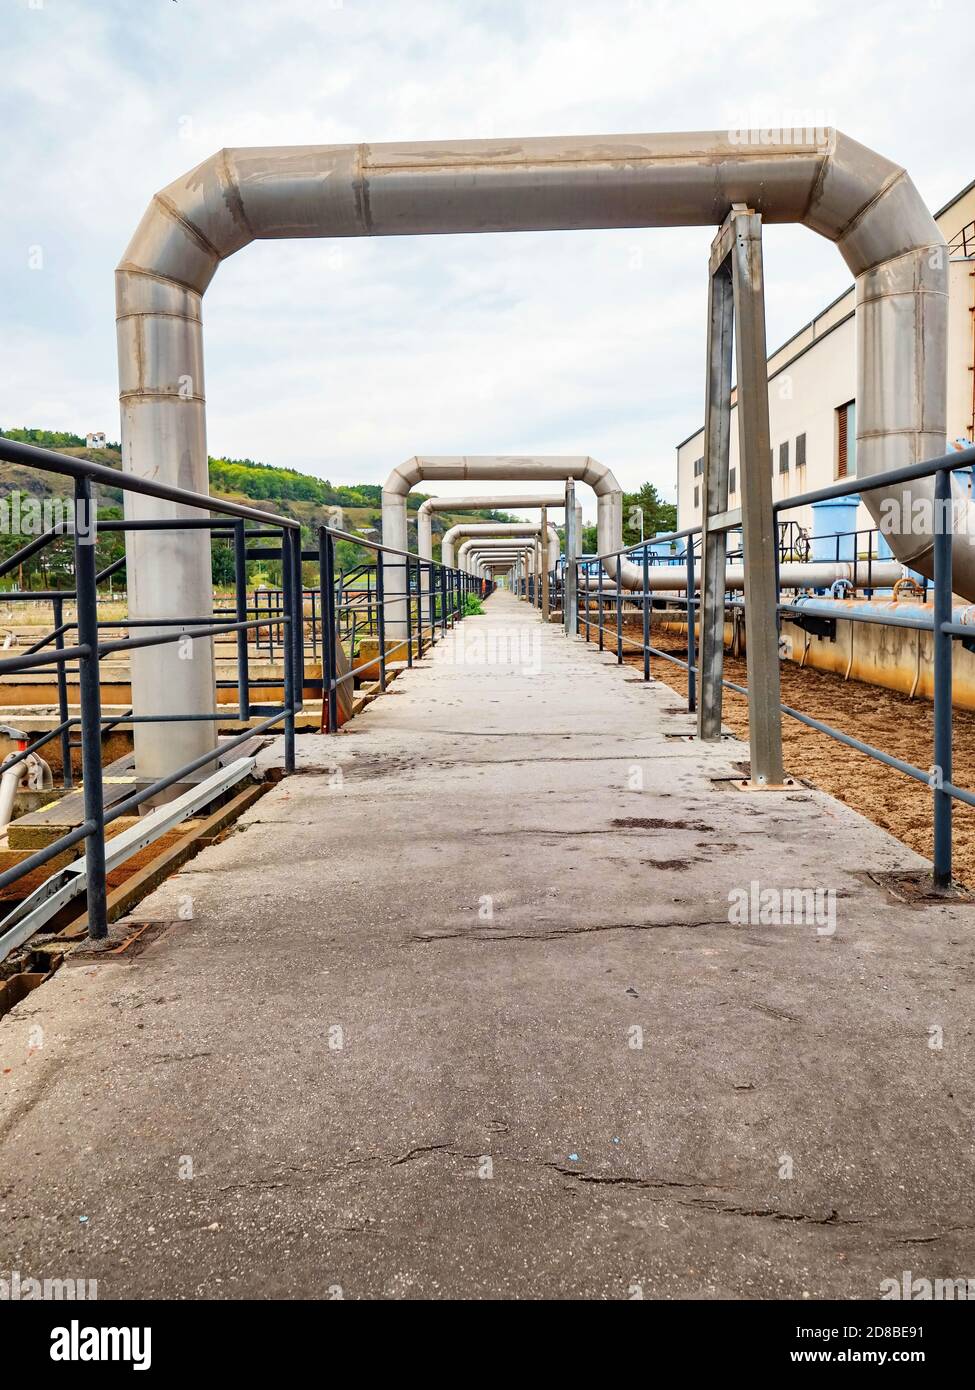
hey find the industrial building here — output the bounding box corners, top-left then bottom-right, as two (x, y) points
(676, 179), (975, 539)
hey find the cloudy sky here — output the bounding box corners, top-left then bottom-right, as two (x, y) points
(2, 0), (971, 508)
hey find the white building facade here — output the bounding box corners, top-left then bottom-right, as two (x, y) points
(676, 180), (975, 541)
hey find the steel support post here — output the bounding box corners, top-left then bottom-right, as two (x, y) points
(233, 521), (251, 719)
(405, 558), (414, 667)
(616, 579), (623, 664)
(52, 594), (73, 787)
(291, 529), (305, 718)
(540, 506), (550, 622)
(642, 545), (651, 681)
(376, 554), (387, 691)
(697, 250), (735, 742)
(730, 209), (784, 786)
(686, 542), (697, 714)
(281, 525), (296, 774)
(320, 530), (339, 734)
(933, 465), (953, 887)
(73, 477), (108, 939)
(564, 480), (578, 637)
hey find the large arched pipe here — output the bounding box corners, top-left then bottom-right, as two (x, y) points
(383, 456), (619, 632)
(417, 493), (570, 561)
(466, 548), (536, 576)
(417, 490), (582, 620)
(445, 522), (560, 570)
(120, 130), (948, 774)
(458, 532), (559, 572)
(459, 547), (542, 581)
(464, 546), (538, 581)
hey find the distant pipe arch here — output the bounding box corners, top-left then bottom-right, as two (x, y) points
(445, 523), (560, 570)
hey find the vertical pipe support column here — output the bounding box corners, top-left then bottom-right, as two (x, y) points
(730, 208), (784, 786)
(698, 235), (735, 742)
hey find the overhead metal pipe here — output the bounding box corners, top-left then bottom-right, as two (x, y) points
(458, 533), (559, 572)
(383, 457), (619, 627)
(445, 522), (560, 570)
(120, 129), (949, 773)
(582, 558), (903, 592)
(417, 493), (569, 562)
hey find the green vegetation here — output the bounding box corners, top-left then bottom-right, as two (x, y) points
(464, 593), (485, 615)
(0, 426), (677, 588)
(0, 425), (120, 451)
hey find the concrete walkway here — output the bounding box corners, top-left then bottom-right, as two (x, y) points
(2, 590), (974, 1299)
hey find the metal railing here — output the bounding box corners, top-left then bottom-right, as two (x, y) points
(566, 443), (975, 889)
(316, 526), (479, 734)
(0, 435), (306, 941)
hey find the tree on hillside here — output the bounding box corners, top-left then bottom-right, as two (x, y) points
(622, 482), (677, 545)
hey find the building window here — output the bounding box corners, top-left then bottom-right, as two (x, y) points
(693, 457), (704, 477)
(694, 485), (700, 508)
(836, 401), (856, 478)
(796, 432), (807, 469)
(779, 441), (789, 473)
(728, 467), (737, 496)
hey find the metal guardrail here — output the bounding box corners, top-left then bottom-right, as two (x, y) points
(0, 435), (305, 941)
(316, 525), (480, 734)
(563, 443), (975, 889)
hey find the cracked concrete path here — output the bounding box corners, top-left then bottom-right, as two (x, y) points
(2, 590), (975, 1299)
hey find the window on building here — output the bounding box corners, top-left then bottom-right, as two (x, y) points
(728, 467), (737, 496)
(796, 432), (807, 469)
(694, 485), (700, 508)
(693, 457), (704, 477)
(779, 441), (789, 473)
(836, 401), (856, 478)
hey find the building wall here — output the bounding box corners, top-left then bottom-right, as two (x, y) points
(676, 181), (975, 540)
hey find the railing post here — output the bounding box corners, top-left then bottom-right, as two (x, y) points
(597, 572), (604, 651)
(540, 506), (550, 623)
(440, 565), (447, 634)
(281, 526), (296, 774)
(292, 529), (305, 712)
(233, 520), (251, 720)
(376, 556), (387, 692)
(933, 465), (953, 888)
(417, 559), (425, 655)
(564, 478), (578, 638)
(642, 544), (651, 681)
(320, 529), (339, 735)
(686, 540), (697, 714)
(73, 477), (107, 940)
(52, 594), (73, 788)
(405, 557), (414, 668)
(616, 572), (623, 664)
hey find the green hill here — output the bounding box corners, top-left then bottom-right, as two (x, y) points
(0, 427), (518, 587)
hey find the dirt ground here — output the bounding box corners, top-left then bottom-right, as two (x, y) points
(600, 614), (975, 890)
